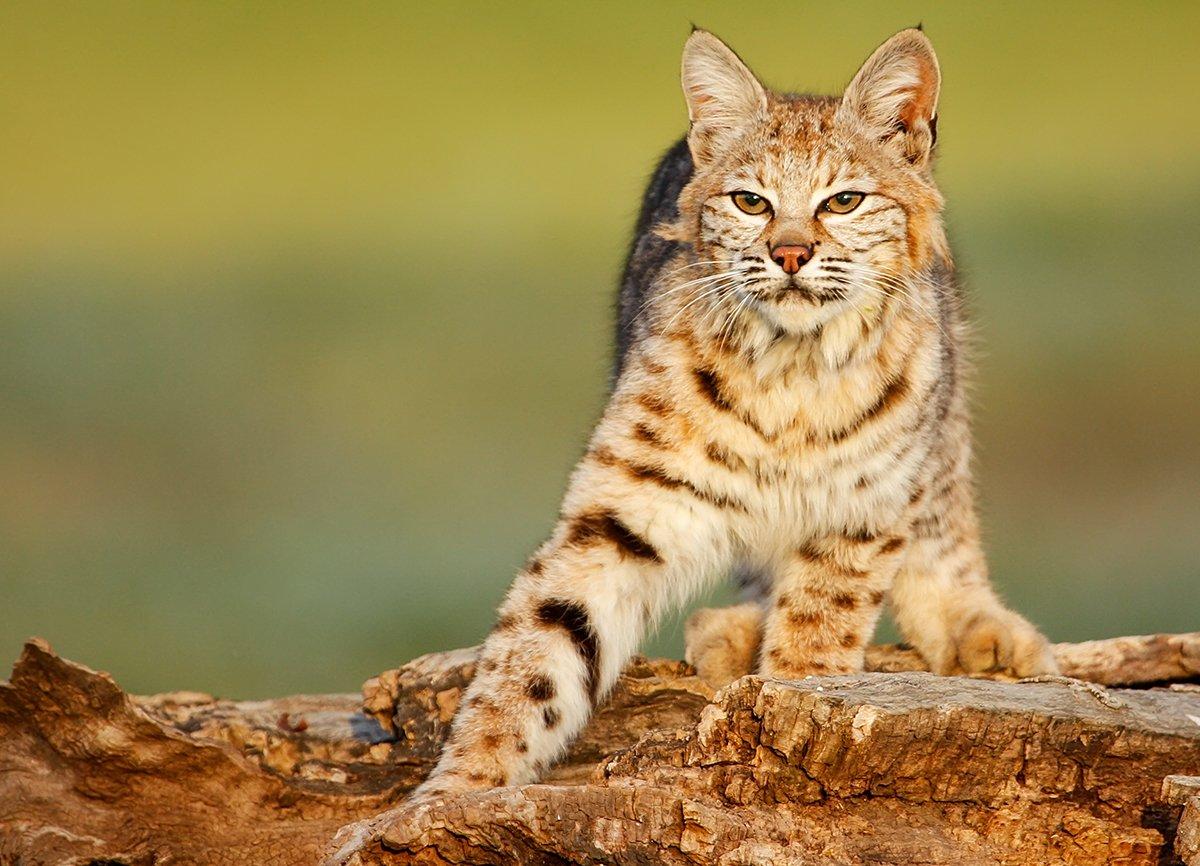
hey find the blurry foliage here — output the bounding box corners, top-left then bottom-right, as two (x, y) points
(1, 2), (1197, 696)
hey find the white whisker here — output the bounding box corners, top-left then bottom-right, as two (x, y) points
(658, 279), (742, 335)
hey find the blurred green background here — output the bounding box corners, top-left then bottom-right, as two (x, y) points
(2, 2), (1197, 698)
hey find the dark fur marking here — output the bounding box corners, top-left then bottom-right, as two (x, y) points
(879, 536), (905, 555)
(636, 392), (671, 416)
(525, 673), (556, 702)
(526, 557), (546, 577)
(705, 441), (744, 472)
(932, 476), (957, 503)
(618, 457), (746, 511)
(516, 739), (529, 753)
(469, 772), (505, 787)
(633, 422), (667, 447)
(492, 613), (519, 633)
(589, 446), (618, 467)
(692, 365), (772, 439)
(824, 372), (911, 443)
(542, 706), (562, 729)
(911, 513), (942, 538)
(799, 544), (868, 579)
(840, 632), (860, 649)
(924, 462), (960, 499)
(831, 592), (859, 610)
(788, 609), (822, 627)
(567, 510), (661, 563)
(535, 598), (602, 703)
(694, 367), (732, 412)
(797, 543), (823, 563)
(868, 589), (886, 605)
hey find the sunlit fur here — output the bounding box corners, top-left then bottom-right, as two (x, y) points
(410, 27), (1056, 803)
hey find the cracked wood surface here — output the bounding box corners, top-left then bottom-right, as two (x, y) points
(2, 633), (1198, 865)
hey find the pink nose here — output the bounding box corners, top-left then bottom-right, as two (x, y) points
(770, 244), (813, 275)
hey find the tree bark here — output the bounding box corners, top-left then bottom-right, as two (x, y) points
(2, 633), (1198, 865)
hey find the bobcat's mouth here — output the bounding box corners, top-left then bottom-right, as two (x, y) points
(768, 277), (846, 304)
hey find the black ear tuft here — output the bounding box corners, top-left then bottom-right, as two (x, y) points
(914, 22), (924, 32)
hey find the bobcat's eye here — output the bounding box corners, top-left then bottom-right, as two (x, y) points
(731, 191), (770, 215)
(823, 191), (866, 214)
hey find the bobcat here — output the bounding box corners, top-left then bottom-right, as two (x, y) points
(414, 26), (1056, 801)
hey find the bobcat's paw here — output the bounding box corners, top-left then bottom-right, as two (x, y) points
(323, 774), (476, 863)
(408, 769), (489, 803)
(950, 607), (1058, 678)
(684, 603), (762, 688)
(324, 797), (441, 866)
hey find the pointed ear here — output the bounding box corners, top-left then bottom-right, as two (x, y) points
(840, 29), (941, 166)
(681, 29), (768, 166)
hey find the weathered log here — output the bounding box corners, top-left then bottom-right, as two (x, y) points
(1164, 776), (1200, 866)
(355, 631), (1200, 789)
(0, 639), (397, 865)
(2, 633), (1198, 865)
(341, 634), (1200, 866)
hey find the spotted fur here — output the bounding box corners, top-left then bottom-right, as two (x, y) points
(412, 27), (1056, 801)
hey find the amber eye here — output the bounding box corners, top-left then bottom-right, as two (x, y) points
(823, 191), (866, 214)
(730, 191), (770, 215)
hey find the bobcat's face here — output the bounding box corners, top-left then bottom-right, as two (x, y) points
(672, 30), (947, 337)
(695, 102), (930, 334)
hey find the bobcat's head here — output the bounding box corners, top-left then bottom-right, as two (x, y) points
(665, 28), (948, 337)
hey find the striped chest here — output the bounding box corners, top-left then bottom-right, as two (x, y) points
(650, 325), (941, 542)
(716, 400), (930, 554)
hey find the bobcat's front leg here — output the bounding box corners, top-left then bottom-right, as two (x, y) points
(759, 530), (906, 678)
(891, 531), (1057, 678)
(890, 445), (1057, 678)
(412, 436), (734, 799)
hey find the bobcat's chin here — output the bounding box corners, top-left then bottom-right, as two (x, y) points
(752, 290), (855, 337)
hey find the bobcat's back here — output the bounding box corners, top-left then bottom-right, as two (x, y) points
(614, 138), (691, 378)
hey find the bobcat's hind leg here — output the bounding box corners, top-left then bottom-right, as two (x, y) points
(684, 602), (763, 688)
